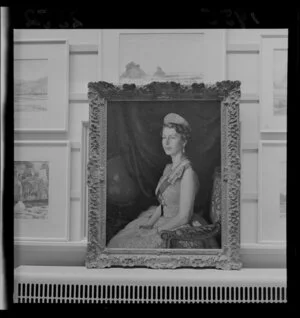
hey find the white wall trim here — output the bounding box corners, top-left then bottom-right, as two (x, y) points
(70, 142), (81, 151)
(14, 240), (286, 268)
(97, 30), (103, 81)
(69, 93), (88, 103)
(81, 121), (89, 240)
(242, 143), (258, 152)
(227, 44), (260, 54)
(240, 94), (259, 103)
(261, 34), (288, 39)
(240, 243), (286, 254)
(260, 131), (287, 139)
(14, 39), (68, 45)
(69, 44), (98, 54)
(241, 193), (258, 202)
(71, 191), (80, 201)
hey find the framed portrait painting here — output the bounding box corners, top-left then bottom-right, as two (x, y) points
(14, 141), (70, 241)
(86, 81), (242, 270)
(14, 39), (69, 132)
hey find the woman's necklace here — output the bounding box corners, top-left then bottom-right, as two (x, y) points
(171, 156), (187, 171)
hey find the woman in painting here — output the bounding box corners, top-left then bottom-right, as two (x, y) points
(107, 113), (219, 249)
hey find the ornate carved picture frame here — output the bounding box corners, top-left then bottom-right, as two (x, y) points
(86, 81), (242, 270)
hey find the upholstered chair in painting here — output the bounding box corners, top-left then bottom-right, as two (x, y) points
(160, 166), (221, 249)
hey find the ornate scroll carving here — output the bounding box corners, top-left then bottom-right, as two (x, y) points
(86, 81), (242, 270)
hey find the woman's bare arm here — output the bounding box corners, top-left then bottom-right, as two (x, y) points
(158, 167), (197, 232)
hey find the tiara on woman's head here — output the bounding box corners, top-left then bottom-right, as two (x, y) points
(163, 113), (190, 129)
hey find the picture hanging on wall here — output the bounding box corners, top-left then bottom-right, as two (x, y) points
(119, 33), (205, 85)
(14, 38), (69, 133)
(100, 29), (226, 84)
(258, 141), (286, 245)
(86, 80), (242, 270)
(260, 34), (288, 132)
(14, 141), (70, 241)
(14, 160), (49, 220)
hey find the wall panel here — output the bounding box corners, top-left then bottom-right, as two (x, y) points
(13, 29), (287, 268)
(240, 103), (259, 144)
(70, 149), (81, 196)
(241, 152), (258, 195)
(240, 202), (258, 244)
(14, 29), (99, 44)
(227, 54), (259, 95)
(69, 200), (82, 242)
(227, 29), (288, 45)
(68, 103), (89, 141)
(69, 54), (98, 93)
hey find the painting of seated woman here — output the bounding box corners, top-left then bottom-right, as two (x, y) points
(106, 100), (221, 249)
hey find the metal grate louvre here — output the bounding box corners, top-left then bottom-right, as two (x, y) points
(15, 283), (287, 304)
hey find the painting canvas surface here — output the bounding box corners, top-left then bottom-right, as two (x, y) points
(14, 161), (49, 220)
(14, 59), (48, 112)
(273, 49), (287, 116)
(119, 34), (205, 85)
(106, 100), (221, 249)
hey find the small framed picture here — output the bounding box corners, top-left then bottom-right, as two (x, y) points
(258, 141), (286, 244)
(14, 141), (71, 241)
(260, 34), (288, 132)
(14, 39), (69, 132)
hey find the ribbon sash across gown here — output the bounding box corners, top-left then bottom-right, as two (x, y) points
(107, 159), (219, 249)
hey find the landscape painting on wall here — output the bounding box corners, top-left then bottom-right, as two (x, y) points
(280, 161), (286, 217)
(14, 59), (48, 112)
(119, 33), (205, 85)
(14, 161), (49, 220)
(273, 49), (287, 116)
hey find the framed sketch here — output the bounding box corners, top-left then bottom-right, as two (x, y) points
(86, 81), (242, 270)
(258, 141), (286, 245)
(14, 141), (70, 241)
(260, 35), (288, 132)
(14, 39), (69, 132)
(100, 29), (226, 84)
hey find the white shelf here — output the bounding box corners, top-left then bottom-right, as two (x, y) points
(15, 266), (286, 286)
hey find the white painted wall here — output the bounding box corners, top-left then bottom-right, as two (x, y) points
(13, 29), (287, 268)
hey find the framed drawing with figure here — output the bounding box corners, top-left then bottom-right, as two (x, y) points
(86, 81), (242, 269)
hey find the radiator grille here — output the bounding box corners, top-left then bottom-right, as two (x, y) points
(15, 283), (287, 303)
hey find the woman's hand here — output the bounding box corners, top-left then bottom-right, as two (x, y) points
(139, 224), (153, 230)
(139, 206), (161, 230)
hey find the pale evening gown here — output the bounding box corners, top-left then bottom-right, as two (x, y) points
(107, 159), (219, 249)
